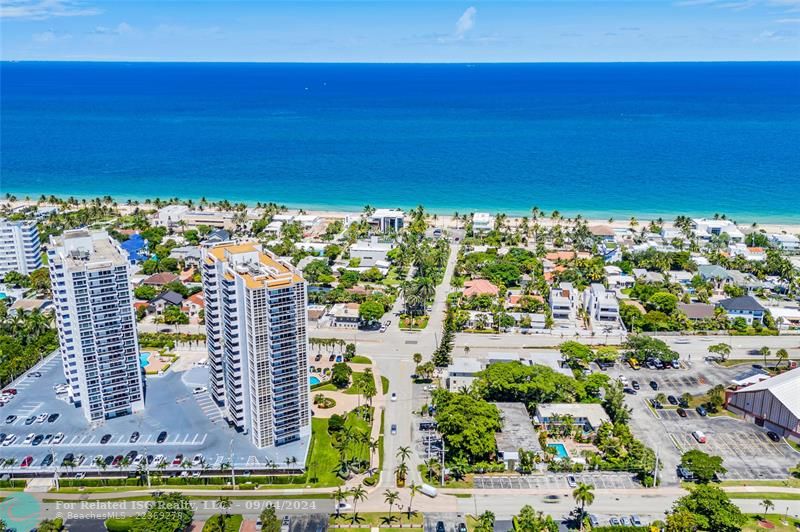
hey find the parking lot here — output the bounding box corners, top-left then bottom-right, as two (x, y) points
(662, 413), (797, 480)
(424, 512), (469, 532)
(473, 472), (641, 490)
(0, 352), (310, 475)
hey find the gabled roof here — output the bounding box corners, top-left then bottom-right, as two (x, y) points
(151, 290), (184, 306)
(732, 367), (800, 419)
(718, 295), (766, 313)
(142, 272), (180, 286)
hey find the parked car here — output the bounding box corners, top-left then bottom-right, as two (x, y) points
(61, 453), (75, 467)
(112, 455), (123, 467)
(624, 387), (637, 395)
(679, 397), (689, 408)
(767, 431), (781, 442)
(620, 516), (631, 526)
(436, 522), (446, 532)
(335, 502), (352, 512)
(41, 453), (54, 467)
(667, 395), (678, 405)
(47, 413), (59, 423)
(3, 389), (17, 395)
(649, 380), (659, 390)
(36, 413), (48, 423)
(677, 465), (695, 480)
(192, 454), (204, 466)
(391, 392), (397, 402)
(157, 431), (168, 443)
(631, 380), (640, 390)
(458, 523), (468, 532)
(132, 455), (145, 468)
(2, 434), (17, 446)
(153, 454), (165, 467)
(125, 451), (138, 462)
(670, 360), (681, 369)
(75, 454), (86, 466)
(21, 455), (33, 468)
(103, 455), (114, 466)
(609, 517), (620, 526)
(696, 406), (708, 417)
(5, 415), (16, 424)
(100, 434), (112, 444)
(390, 424), (397, 435)
(650, 399), (663, 409)
(24, 416), (35, 425)
(567, 475), (577, 488)
(172, 454), (184, 466)
(130, 431), (140, 443)
(193, 387), (207, 394)
(677, 408), (688, 418)
(42, 434), (53, 445)
(589, 515), (600, 527)
(692, 430), (707, 443)
(631, 515), (643, 526)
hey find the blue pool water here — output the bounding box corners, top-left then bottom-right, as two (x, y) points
(139, 352), (151, 368)
(309, 376), (321, 386)
(0, 293), (6, 300)
(548, 443), (569, 459)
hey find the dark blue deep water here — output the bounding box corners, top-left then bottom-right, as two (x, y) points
(2, 62), (799, 220)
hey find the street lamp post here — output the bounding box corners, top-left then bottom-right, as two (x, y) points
(229, 439), (236, 489)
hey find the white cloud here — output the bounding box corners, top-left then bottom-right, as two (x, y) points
(455, 6), (476, 39)
(32, 29), (71, 43)
(90, 22), (134, 36)
(1, 0), (100, 20)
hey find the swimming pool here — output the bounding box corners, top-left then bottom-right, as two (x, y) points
(548, 443), (569, 459)
(0, 293), (6, 300)
(309, 376), (321, 386)
(139, 352), (151, 368)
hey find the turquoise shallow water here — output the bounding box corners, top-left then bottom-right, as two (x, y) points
(2, 62), (799, 221)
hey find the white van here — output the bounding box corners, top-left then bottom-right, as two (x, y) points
(419, 483), (438, 498)
(692, 430), (707, 443)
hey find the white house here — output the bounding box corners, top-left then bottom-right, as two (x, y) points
(349, 237), (394, 267)
(691, 218), (745, 243)
(472, 212), (495, 234)
(154, 205), (190, 228)
(368, 209), (405, 233)
(550, 282), (577, 321)
(583, 283), (620, 327)
(445, 357), (483, 391)
(770, 233), (800, 252)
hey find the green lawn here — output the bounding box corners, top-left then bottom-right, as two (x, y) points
(721, 479), (800, 488)
(203, 514), (243, 531)
(105, 517), (139, 531)
(344, 372), (368, 395)
(381, 375), (390, 394)
(330, 512), (423, 526)
(350, 355), (372, 365)
(741, 514), (800, 532)
(305, 418), (345, 487)
(727, 492), (800, 500)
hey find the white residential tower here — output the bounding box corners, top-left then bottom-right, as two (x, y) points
(0, 219), (42, 278)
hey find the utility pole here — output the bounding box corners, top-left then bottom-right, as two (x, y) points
(653, 446), (659, 488)
(229, 439), (236, 489)
(440, 439), (445, 487)
(51, 446), (59, 490)
(144, 447), (151, 488)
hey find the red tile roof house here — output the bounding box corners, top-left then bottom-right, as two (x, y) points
(183, 292), (205, 319)
(142, 272), (180, 287)
(463, 279), (499, 297)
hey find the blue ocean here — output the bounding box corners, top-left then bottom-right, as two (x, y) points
(1, 62), (799, 221)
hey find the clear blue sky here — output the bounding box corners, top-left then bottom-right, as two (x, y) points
(1, 0), (799, 62)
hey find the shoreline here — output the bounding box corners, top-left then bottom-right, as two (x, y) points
(5, 189), (800, 228)
(5, 193), (800, 235)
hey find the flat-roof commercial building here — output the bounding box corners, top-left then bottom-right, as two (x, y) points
(534, 403), (611, 433)
(202, 242), (311, 449)
(726, 367), (800, 443)
(48, 230), (145, 423)
(0, 219), (42, 278)
(493, 402), (542, 470)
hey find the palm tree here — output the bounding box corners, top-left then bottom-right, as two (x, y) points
(776, 348), (789, 369)
(216, 495), (232, 527)
(333, 487), (349, 516)
(394, 462), (409, 485)
(572, 482), (595, 530)
(396, 446), (411, 463)
(383, 489), (400, 521)
(760, 346), (771, 367)
(350, 485), (367, 522)
(407, 481), (421, 517)
(761, 498), (774, 518)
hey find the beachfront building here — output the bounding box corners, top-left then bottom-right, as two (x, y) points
(154, 205), (190, 229)
(0, 218), (42, 279)
(182, 210), (236, 231)
(201, 242), (310, 449)
(48, 230), (145, 423)
(472, 212), (495, 234)
(368, 209), (405, 233)
(769, 233), (800, 252)
(690, 218), (745, 243)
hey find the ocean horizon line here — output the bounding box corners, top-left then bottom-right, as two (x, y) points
(7, 189), (800, 225)
(3, 59), (800, 65)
